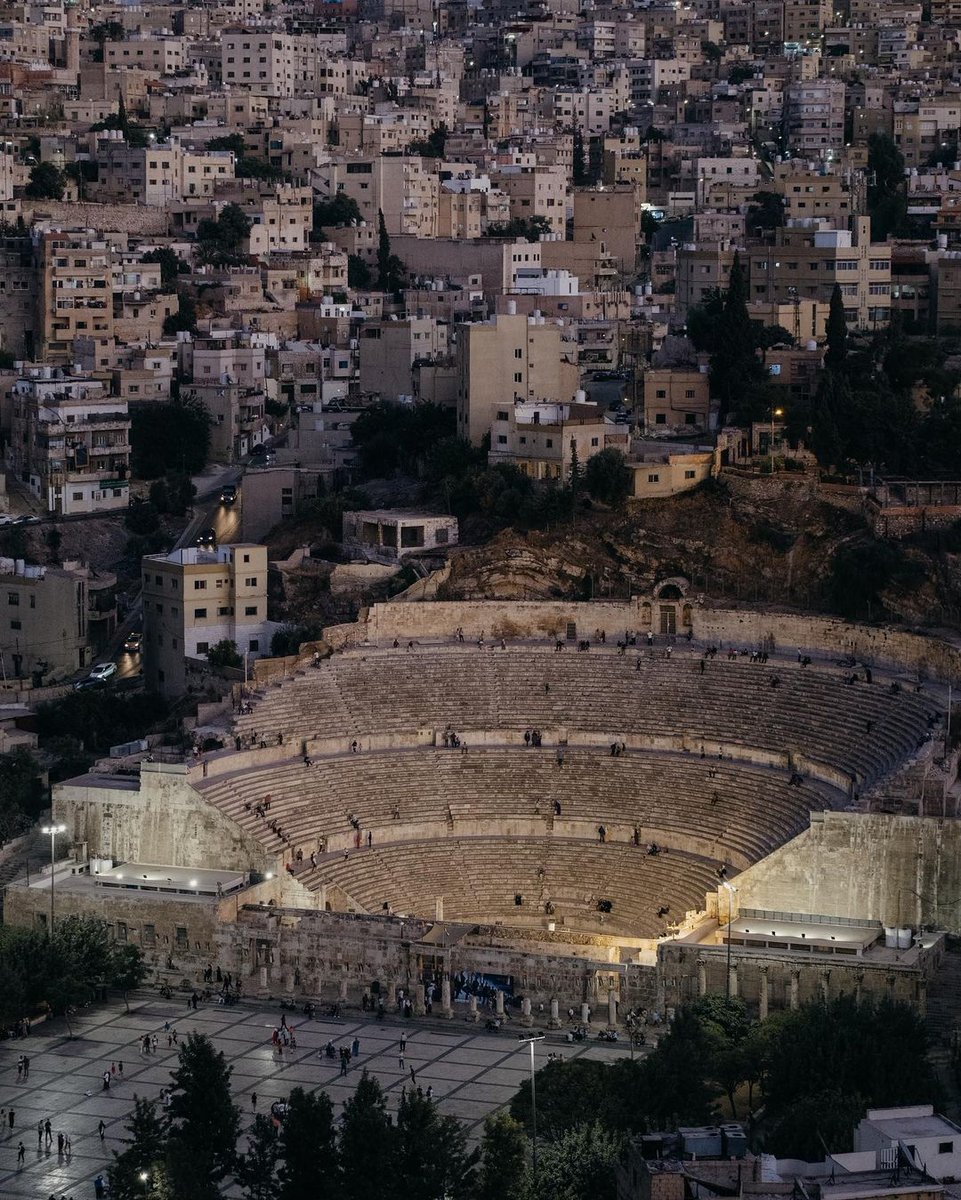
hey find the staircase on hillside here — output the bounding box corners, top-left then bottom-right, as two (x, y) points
(0, 829), (45, 920)
(925, 941), (961, 1121)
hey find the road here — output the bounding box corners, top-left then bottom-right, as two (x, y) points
(101, 467), (247, 684)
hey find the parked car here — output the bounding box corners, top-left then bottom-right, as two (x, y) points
(74, 661), (118, 689)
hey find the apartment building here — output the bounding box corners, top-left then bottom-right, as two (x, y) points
(455, 309), (580, 445)
(178, 332), (268, 462)
(783, 80), (846, 158)
(773, 161), (853, 226)
(572, 185), (642, 275)
(0, 236), (36, 359)
(10, 371), (130, 515)
(643, 368), (712, 432)
(142, 544), (272, 697)
(488, 162), (568, 237)
(34, 229), (116, 366)
(783, 0), (833, 42)
(92, 135), (236, 204)
(103, 36), (189, 76)
(746, 216), (891, 329)
(894, 101), (961, 171)
(319, 156), (439, 238)
(220, 32), (316, 97)
(488, 400), (625, 480)
(675, 243), (737, 316)
(359, 317), (449, 403)
(0, 556), (111, 681)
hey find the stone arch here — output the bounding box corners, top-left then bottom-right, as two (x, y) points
(652, 576), (690, 601)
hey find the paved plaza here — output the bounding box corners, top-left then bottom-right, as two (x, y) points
(0, 993), (631, 1198)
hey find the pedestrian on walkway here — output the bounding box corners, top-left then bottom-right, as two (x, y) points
(36, 1120), (42, 1149)
(400, 1033), (407, 1053)
(44, 1118), (52, 1145)
(16, 1140), (24, 1167)
(98, 1119), (106, 1142)
(251, 1092), (257, 1109)
(6, 1108), (13, 1130)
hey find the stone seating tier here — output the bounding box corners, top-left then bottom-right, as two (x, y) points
(232, 648), (933, 788)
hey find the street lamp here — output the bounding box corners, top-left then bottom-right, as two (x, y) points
(517, 1034), (546, 1175)
(40, 823), (66, 933)
(721, 881), (738, 998)
(770, 407), (784, 473)
(139, 1170), (150, 1196)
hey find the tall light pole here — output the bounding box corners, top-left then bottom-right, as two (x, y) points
(721, 881), (738, 998)
(770, 407), (784, 473)
(517, 1034), (545, 1175)
(41, 823), (66, 933)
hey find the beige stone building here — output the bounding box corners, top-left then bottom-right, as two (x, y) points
(34, 229), (117, 366)
(643, 368), (711, 433)
(572, 185), (642, 276)
(142, 544), (272, 697)
(359, 317), (449, 403)
(746, 217), (891, 330)
(783, 80), (846, 158)
(10, 371), (130, 515)
(488, 399), (626, 480)
(455, 310), (580, 446)
(773, 161), (854, 226)
(342, 510), (458, 562)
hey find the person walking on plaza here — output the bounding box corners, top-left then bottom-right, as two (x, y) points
(98, 1119), (106, 1142)
(16, 1140), (24, 1167)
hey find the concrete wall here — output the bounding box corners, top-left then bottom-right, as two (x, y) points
(728, 811), (961, 932)
(53, 764), (273, 874)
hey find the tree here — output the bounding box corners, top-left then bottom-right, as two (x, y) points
(108, 1098), (168, 1200)
(395, 1089), (479, 1200)
(483, 215), (552, 242)
(207, 134), (282, 182)
(130, 394), (212, 478)
(197, 203), (252, 266)
(867, 133), (907, 240)
(584, 447), (632, 506)
(375, 209), (405, 292)
(709, 251), (768, 422)
(825, 283), (848, 372)
(142, 248), (186, 289)
(162, 293), (197, 337)
(746, 191), (785, 236)
(312, 193), (362, 238)
(24, 162), (66, 200)
(0, 747), (44, 838)
(479, 1111), (527, 1200)
(347, 254), (372, 289)
(207, 639), (243, 669)
(339, 1072), (396, 1200)
(109, 943), (147, 1012)
(238, 1114), (281, 1200)
(165, 1033), (241, 1200)
(527, 1122), (623, 1200)
(408, 122), (448, 158)
(277, 1087), (340, 1200)
(44, 527), (62, 564)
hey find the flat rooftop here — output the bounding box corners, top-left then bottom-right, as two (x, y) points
(93, 863), (246, 897)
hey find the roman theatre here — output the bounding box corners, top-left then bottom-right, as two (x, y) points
(10, 584), (961, 1024)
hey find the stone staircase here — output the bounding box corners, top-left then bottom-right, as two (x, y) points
(0, 828), (44, 921)
(925, 941), (961, 1121)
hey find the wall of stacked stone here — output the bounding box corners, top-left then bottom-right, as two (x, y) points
(868, 505), (961, 540)
(347, 601), (961, 683)
(23, 201), (170, 234)
(726, 810), (961, 932)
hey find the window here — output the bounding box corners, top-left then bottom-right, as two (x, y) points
(496, 410), (509, 421)
(245, 605), (258, 616)
(197, 641), (209, 655)
(72, 491), (83, 502)
(685, 412), (697, 424)
(685, 389), (695, 399)
(648, 473), (660, 483)
(655, 413), (667, 424)
(243, 554), (250, 563)
(940, 1143), (954, 1155)
(656, 389), (666, 398)
(497, 434), (507, 444)
(195, 608), (207, 618)
(175, 927), (189, 950)
(249, 640), (259, 652)
(7, 593), (18, 606)
(513, 372), (523, 383)
(142, 924), (156, 947)
(245, 577), (258, 587)
(684, 469), (696, 479)
(545, 438), (553, 448)
(514, 348), (523, 359)
(10, 619), (20, 630)
(194, 580), (207, 590)
(116, 921), (127, 942)
(591, 438), (599, 447)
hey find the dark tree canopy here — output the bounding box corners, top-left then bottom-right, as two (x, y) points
(130, 393), (212, 478)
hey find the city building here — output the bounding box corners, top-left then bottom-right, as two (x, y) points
(342, 510), (458, 562)
(141, 544), (272, 697)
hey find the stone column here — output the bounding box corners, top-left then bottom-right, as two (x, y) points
(435, 897), (444, 921)
(495, 989), (505, 1017)
(789, 970), (800, 1011)
(414, 984), (426, 1016)
(522, 997), (533, 1027)
(549, 998), (560, 1027)
(468, 994), (478, 1022)
(697, 958), (707, 997)
(339, 974), (349, 1002)
(918, 979), (927, 1018)
(728, 960), (738, 999)
(607, 988), (618, 1028)
(441, 976), (452, 1019)
(286, 971), (295, 993)
(819, 970), (830, 1004)
(581, 1001), (591, 1024)
(259, 965), (268, 990)
(758, 966), (769, 1021)
(317, 883), (327, 910)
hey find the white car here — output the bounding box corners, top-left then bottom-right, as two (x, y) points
(88, 662), (118, 682)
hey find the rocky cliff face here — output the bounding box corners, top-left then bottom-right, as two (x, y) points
(433, 476), (961, 631)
